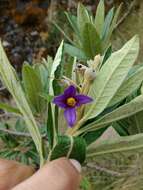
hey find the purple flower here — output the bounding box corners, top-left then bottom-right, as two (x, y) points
(53, 85), (93, 127)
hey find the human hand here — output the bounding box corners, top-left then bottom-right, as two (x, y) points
(0, 158), (81, 190)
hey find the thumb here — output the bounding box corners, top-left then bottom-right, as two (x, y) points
(0, 159), (34, 190)
(13, 158), (81, 190)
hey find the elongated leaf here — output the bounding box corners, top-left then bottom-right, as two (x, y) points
(46, 103), (55, 148)
(0, 102), (21, 114)
(64, 43), (87, 60)
(128, 111), (143, 134)
(82, 23), (102, 59)
(65, 12), (80, 39)
(49, 41), (64, 96)
(109, 66), (143, 106)
(34, 64), (49, 93)
(53, 22), (74, 45)
(82, 127), (107, 145)
(103, 4), (122, 49)
(22, 64), (45, 113)
(0, 41), (44, 166)
(102, 45), (112, 66)
(87, 133), (143, 157)
(102, 7), (114, 40)
(49, 41), (64, 145)
(95, 0), (105, 36)
(84, 95), (143, 133)
(77, 3), (90, 36)
(86, 36), (139, 119)
(49, 135), (86, 164)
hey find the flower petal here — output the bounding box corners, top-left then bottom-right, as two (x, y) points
(75, 95), (93, 106)
(64, 85), (76, 97)
(53, 94), (67, 108)
(64, 108), (76, 127)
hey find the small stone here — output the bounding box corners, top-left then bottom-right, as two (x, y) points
(2, 41), (11, 47)
(30, 31), (39, 36)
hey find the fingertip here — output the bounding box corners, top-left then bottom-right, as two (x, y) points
(13, 157), (81, 190)
(69, 159), (81, 173)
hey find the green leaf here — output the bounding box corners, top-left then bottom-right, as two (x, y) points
(119, 110), (143, 135)
(80, 177), (91, 190)
(109, 66), (143, 106)
(64, 43), (87, 60)
(0, 102), (21, 114)
(102, 45), (112, 66)
(102, 7), (114, 40)
(95, 0), (105, 36)
(77, 3), (90, 36)
(82, 23), (102, 59)
(49, 136), (86, 164)
(86, 35), (139, 119)
(15, 119), (27, 132)
(40, 93), (53, 103)
(49, 41), (64, 145)
(47, 103), (55, 148)
(103, 4), (122, 49)
(83, 95), (143, 133)
(112, 122), (129, 136)
(87, 132), (143, 157)
(65, 12), (80, 39)
(53, 22), (74, 45)
(34, 64), (49, 93)
(49, 41), (64, 96)
(129, 111), (143, 133)
(0, 40), (44, 166)
(22, 64), (45, 113)
(82, 127), (107, 145)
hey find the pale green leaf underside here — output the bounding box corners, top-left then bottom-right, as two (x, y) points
(87, 132), (143, 157)
(95, 0), (105, 36)
(83, 95), (143, 133)
(87, 35), (139, 119)
(109, 66), (143, 106)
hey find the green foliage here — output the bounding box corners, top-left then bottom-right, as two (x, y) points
(0, 121), (40, 165)
(95, 0), (105, 36)
(0, 102), (20, 114)
(22, 64), (46, 114)
(87, 132), (143, 157)
(0, 41), (44, 166)
(82, 23), (102, 59)
(85, 95), (143, 132)
(85, 36), (139, 120)
(58, 1), (121, 60)
(109, 66), (143, 107)
(49, 135), (86, 164)
(1, 3), (143, 189)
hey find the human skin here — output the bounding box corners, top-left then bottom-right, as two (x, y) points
(0, 158), (81, 190)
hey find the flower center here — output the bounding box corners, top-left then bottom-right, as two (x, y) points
(66, 97), (76, 107)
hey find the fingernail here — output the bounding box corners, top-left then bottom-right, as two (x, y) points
(69, 159), (81, 173)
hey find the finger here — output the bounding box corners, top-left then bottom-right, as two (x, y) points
(0, 159), (35, 190)
(13, 157), (81, 190)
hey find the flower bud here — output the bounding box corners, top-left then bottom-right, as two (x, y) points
(84, 68), (96, 81)
(91, 54), (101, 70)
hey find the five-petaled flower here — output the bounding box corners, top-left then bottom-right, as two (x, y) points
(53, 85), (93, 127)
